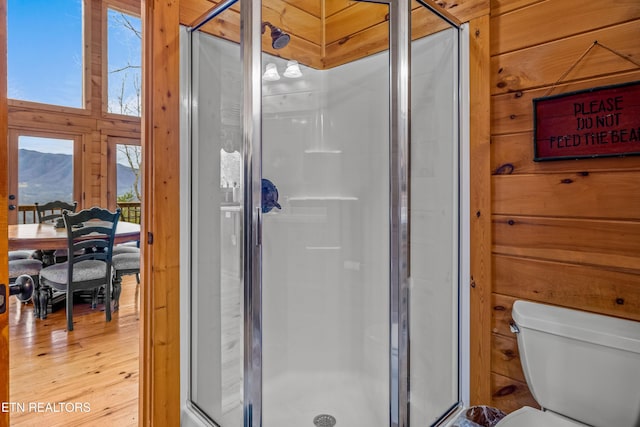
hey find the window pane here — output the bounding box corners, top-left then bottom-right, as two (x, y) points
(108, 9), (142, 117)
(18, 136), (74, 207)
(116, 143), (142, 202)
(7, 0), (83, 108)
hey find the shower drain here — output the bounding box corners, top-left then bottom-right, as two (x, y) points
(313, 414), (337, 427)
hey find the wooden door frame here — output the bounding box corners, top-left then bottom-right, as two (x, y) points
(1, 0), (9, 423)
(140, 0), (181, 425)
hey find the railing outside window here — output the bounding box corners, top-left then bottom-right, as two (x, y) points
(117, 202), (142, 224)
(17, 205), (38, 224)
(18, 202), (141, 224)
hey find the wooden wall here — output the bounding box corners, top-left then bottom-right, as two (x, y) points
(489, 0), (640, 413)
(179, 0), (490, 68)
(6, 0), (141, 216)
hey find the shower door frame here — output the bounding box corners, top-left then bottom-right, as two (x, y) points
(183, 0), (465, 425)
(240, 0), (415, 425)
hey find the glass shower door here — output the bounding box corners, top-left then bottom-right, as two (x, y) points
(260, 2), (391, 426)
(186, 4), (245, 426)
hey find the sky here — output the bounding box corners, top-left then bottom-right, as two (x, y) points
(7, 0), (141, 159)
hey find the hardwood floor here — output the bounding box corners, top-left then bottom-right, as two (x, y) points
(8, 276), (140, 426)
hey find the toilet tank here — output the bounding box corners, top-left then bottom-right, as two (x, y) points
(512, 300), (640, 427)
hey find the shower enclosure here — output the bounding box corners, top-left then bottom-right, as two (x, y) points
(180, 0), (467, 425)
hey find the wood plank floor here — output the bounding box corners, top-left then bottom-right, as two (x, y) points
(8, 276), (140, 426)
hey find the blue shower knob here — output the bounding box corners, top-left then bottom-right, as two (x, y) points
(262, 178), (281, 213)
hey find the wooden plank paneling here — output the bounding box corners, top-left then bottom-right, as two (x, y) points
(489, 0), (640, 416)
(411, 5), (455, 40)
(179, 0), (324, 68)
(491, 0), (640, 54)
(491, 132), (640, 175)
(493, 215), (640, 272)
(492, 20), (640, 94)
(469, 14), (492, 407)
(492, 333), (525, 382)
(491, 293), (518, 337)
(325, 2), (388, 45)
(323, 19), (390, 69)
(325, 0), (356, 18)
(491, 70), (640, 136)
(493, 255), (640, 321)
(99, 116), (142, 137)
(490, 0), (542, 16)
(87, 0), (97, 113)
(182, 0), (486, 70)
(8, 108), (96, 133)
(141, 0), (181, 425)
(493, 172), (640, 219)
(283, 0), (321, 18)
(323, 6), (454, 69)
(263, 0), (323, 45)
(491, 372), (539, 413)
(427, 0), (489, 25)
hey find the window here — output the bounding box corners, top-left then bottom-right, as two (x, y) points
(107, 8), (142, 116)
(12, 135), (81, 224)
(107, 137), (142, 223)
(7, 0), (84, 108)
(18, 136), (75, 205)
(115, 143), (142, 202)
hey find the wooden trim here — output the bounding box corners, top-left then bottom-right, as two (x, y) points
(101, 0), (109, 115)
(7, 99), (92, 116)
(468, 14), (492, 406)
(106, 0), (141, 15)
(421, 0), (463, 27)
(141, 0), (181, 425)
(84, 0), (93, 112)
(7, 129), (19, 225)
(0, 0), (9, 423)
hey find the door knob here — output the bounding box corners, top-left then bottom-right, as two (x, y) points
(9, 204), (16, 210)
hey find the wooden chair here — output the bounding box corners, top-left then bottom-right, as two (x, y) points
(34, 200), (78, 224)
(111, 249), (140, 311)
(34, 200), (79, 264)
(39, 207), (121, 331)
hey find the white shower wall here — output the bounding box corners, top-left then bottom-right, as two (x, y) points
(261, 50), (391, 426)
(262, 29), (459, 426)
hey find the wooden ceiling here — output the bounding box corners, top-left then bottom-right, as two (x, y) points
(179, 0), (488, 69)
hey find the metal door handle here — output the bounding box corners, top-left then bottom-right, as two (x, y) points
(256, 207), (262, 246)
(9, 204), (16, 210)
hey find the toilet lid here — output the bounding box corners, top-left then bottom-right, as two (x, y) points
(497, 407), (584, 427)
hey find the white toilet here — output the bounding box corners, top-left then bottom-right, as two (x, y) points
(496, 300), (640, 427)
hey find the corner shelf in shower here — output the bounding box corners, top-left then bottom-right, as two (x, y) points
(303, 149), (342, 154)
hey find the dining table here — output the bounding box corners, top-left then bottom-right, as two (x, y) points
(8, 221), (141, 251)
(8, 220), (141, 319)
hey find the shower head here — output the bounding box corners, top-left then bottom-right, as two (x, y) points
(262, 22), (290, 49)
